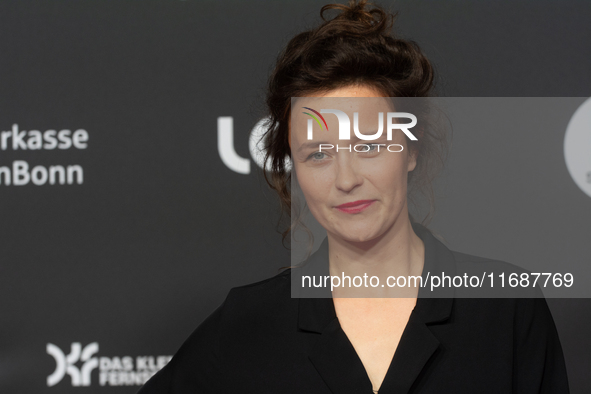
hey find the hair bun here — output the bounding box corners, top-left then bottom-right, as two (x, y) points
(320, 0), (393, 34)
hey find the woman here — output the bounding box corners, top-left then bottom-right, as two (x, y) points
(138, 1), (569, 392)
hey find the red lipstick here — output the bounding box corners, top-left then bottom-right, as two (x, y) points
(335, 199), (376, 214)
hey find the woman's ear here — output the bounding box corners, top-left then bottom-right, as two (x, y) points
(407, 148), (418, 172)
(407, 127), (423, 172)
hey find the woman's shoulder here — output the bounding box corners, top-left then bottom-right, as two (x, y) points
(225, 268), (292, 303)
(218, 268), (296, 324)
(451, 249), (530, 273)
(137, 269), (295, 393)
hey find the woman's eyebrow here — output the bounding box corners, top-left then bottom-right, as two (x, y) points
(297, 141), (333, 152)
(351, 134), (388, 142)
(296, 135), (387, 152)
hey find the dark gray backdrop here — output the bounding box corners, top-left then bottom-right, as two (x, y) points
(0, 0), (589, 393)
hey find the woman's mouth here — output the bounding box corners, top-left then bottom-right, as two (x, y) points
(335, 200), (376, 214)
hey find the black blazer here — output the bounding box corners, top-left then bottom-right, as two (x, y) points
(138, 224), (569, 393)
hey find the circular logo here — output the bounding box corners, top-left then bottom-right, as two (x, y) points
(564, 97), (591, 198)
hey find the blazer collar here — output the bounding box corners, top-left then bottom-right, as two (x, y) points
(295, 222), (456, 393)
(297, 222), (456, 333)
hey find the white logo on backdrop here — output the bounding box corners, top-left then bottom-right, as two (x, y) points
(564, 97), (591, 198)
(46, 342), (172, 387)
(217, 116), (291, 174)
(46, 342), (99, 387)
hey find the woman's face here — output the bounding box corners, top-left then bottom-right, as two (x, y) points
(289, 85), (417, 244)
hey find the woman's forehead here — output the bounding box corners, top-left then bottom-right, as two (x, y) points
(292, 96), (393, 111)
(290, 97), (396, 143)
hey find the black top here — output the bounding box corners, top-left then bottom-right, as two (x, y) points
(138, 224), (569, 393)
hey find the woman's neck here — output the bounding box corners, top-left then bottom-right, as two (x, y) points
(327, 216), (425, 297)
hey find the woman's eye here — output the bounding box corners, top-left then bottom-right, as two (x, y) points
(308, 151), (327, 161)
(359, 144), (380, 153)
(307, 145), (381, 162)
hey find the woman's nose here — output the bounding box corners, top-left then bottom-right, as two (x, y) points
(333, 152), (363, 192)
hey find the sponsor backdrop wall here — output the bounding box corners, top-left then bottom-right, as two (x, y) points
(1, 1), (589, 393)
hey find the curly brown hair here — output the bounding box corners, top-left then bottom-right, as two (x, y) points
(262, 0), (448, 248)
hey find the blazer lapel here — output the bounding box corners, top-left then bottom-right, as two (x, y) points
(376, 301), (444, 393)
(296, 240), (372, 392)
(378, 224), (456, 392)
(300, 297), (374, 393)
(308, 316), (375, 393)
(375, 223), (456, 393)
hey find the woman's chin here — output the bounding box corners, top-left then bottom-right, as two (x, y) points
(332, 230), (381, 244)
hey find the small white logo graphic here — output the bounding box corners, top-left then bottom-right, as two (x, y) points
(218, 116), (284, 174)
(564, 97), (591, 198)
(46, 341), (172, 387)
(46, 342), (99, 387)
